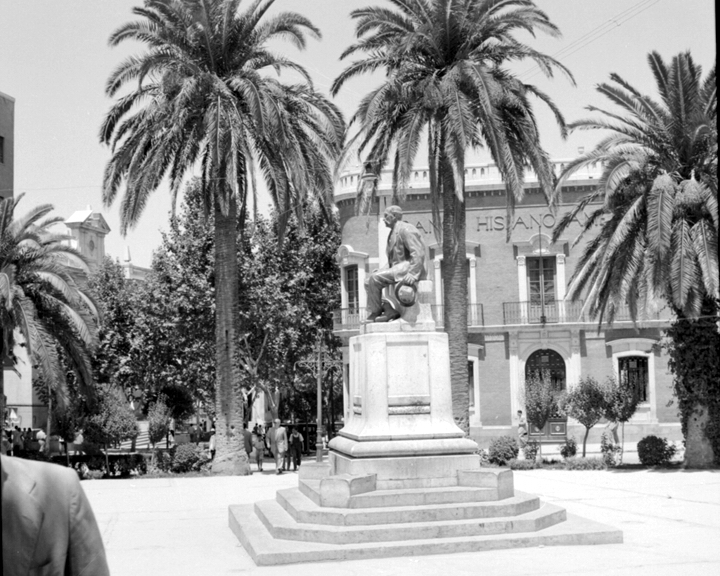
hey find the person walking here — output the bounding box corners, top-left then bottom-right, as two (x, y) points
(269, 419), (288, 475)
(289, 427), (304, 471)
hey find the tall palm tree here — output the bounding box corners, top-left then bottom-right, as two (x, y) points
(551, 51), (718, 465)
(0, 195), (99, 444)
(332, 0), (571, 432)
(100, 0), (344, 473)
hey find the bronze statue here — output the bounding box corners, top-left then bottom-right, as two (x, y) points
(365, 205), (427, 322)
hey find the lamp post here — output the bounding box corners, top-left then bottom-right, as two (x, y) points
(296, 336), (342, 462)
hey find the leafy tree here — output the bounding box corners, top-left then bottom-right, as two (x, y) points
(603, 376), (640, 465)
(551, 51), (717, 466)
(522, 369), (556, 459)
(100, 0), (344, 474)
(88, 256), (142, 392)
(82, 384), (138, 475)
(559, 376), (609, 457)
(333, 0), (572, 433)
(237, 205), (342, 425)
(0, 195), (99, 432)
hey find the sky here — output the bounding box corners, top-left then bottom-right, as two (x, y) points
(0, 0), (715, 267)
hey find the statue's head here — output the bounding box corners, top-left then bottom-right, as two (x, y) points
(383, 205), (403, 228)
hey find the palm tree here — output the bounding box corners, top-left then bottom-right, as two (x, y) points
(551, 51), (718, 466)
(100, 0), (344, 473)
(0, 194), (99, 446)
(332, 0), (571, 432)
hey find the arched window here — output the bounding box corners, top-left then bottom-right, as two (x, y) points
(525, 349), (566, 391)
(472, 168), (477, 177)
(481, 168), (485, 177)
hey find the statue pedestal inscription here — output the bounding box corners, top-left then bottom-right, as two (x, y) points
(329, 319), (479, 488)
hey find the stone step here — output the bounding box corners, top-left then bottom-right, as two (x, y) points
(254, 498), (566, 545)
(277, 487), (541, 526)
(229, 503), (623, 566)
(299, 479), (503, 509)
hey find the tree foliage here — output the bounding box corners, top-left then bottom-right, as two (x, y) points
(147, 395), (171, 449)
(523, 369), (556, 456)
(560, 376), (609, 457)
(333, 0), (571, 433)
(82, 383), (138, 474)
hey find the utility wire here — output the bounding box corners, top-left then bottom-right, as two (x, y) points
(520, 0), (662, 83)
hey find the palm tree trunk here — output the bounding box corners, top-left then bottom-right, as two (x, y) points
(211, 190), (250, 475)
(441, 159), (470, 435)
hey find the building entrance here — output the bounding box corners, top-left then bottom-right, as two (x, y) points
(524, 349), (567, 442)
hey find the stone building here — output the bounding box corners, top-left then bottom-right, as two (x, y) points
(332, 160), (678, 450)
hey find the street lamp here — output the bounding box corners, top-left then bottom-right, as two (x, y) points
(296, 336), (342, 462)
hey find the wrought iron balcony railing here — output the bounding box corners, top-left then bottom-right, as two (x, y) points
(502, 300), (585, 325)
(332, 304), (484, 332)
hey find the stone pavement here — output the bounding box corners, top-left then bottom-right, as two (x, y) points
(83, 462), (720, 576)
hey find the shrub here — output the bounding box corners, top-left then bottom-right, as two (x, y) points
(564, 457), (607, 470)
(509, 458), (539, 470)
(560, 437), (578, 459)
(171, 443), (209, 473)
(488, 435), (519, 465)
(637, 435), (677, 466)
(523, 440), (540, 461)
(600, 432), (622, 467)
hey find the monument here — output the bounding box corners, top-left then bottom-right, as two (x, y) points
(229, 209), (622, 565)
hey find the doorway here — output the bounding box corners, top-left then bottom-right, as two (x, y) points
(524, 348), (567, 442)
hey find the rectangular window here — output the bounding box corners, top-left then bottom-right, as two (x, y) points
(618, 356), (649, 402)
(527, 257), (556, 304)
(0, 136), (4, 163)
(345, 265), (359, 313)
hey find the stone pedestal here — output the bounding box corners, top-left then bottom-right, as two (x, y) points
(328, 280), (479, 489)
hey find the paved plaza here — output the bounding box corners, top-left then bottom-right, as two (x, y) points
(83, 462), (720, 576)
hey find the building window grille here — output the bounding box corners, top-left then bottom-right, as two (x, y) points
(618, 356), (649, 402)
(345, 265), (359, 313)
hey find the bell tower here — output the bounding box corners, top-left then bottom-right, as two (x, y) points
(64, 205), (111, 269)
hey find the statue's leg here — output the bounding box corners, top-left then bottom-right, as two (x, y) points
(365, 270), (395, 321)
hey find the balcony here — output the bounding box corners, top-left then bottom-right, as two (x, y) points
(332, 304), (484, 333)
(502, 300), (585, 325)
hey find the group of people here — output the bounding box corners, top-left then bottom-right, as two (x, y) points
(208, 419), (306, 474)
(245, 419), (305, 474)
(3, 425), (45, 455)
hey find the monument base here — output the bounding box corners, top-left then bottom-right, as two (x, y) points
(331, 451), (480, 489)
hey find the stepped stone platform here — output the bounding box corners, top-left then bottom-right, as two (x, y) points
(229, 464), (622, 565)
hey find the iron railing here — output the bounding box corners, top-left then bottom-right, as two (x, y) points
(502, 300), (585, 325)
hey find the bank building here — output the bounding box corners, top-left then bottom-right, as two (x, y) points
(331, 159), (679, 450)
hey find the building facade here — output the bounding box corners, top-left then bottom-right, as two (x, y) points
(332, 160), (679, 450)
(0, 90), (14, 202)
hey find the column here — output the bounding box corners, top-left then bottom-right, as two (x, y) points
(516, 256), (527, 323)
